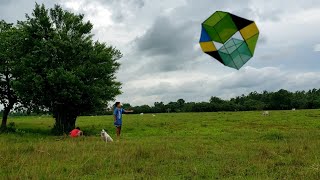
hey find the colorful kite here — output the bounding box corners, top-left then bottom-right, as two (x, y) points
(199, 11), (259, 70)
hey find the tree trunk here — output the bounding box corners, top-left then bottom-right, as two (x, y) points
(54, 115), (76, 134)
(52, 103), (78, 135)
(1, 71), (17, 128)
(1, 108), (10, 128)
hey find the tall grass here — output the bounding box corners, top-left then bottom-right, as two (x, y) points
(1, 110), (320, 179)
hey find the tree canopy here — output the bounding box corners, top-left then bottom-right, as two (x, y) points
(0, 20), (23, 128)
(122, 89), (320, 114)
(9, 4), (122, 134)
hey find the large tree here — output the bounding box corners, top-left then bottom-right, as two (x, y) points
(14, 4), (122, 134)
(0, 21), (22, 128)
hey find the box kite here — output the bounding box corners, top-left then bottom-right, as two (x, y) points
(199, 11), (259, 70)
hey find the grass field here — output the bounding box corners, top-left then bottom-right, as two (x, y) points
(1, 110), (320, 179)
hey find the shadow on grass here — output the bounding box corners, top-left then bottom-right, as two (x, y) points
(0, 127), (52, 136)
(18, 127), (52, 135)
(0, 125), (97, 136)
(1, 123), (109, 137)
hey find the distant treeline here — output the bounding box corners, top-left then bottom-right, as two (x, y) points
(123, 89), (320, 114)
(4, 88), (320, 116)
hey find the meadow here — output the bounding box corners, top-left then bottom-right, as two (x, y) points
(1, 110), (320, 179)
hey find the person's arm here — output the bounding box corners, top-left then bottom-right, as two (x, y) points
(113, 109), (117, 122)
(124, 109), (134, 113)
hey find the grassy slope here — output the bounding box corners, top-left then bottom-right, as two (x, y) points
(1, 110), (320, 179)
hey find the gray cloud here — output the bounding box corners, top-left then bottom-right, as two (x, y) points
(1, 0), (320, 105)
(259, 36), (267, 45)
(234, 7), (282, 22)
(118, 66), (320, 105)
(314, 44), (320, 52)
(0, 0), (12, 5)
(134, 0), (144, 8)
(132, 16), (199, 72)
(0, 0), (57, 23)
(98, 0), (144, 8)
(97, 0), (144, 22)
(135, 17), (195, 56)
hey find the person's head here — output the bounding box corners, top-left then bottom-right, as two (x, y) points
(76, 127), (80, 130)
(115, 102), (122, 108)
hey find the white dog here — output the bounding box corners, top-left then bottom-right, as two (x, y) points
(101, 129), (113, 142)
(262, 111), (270, 116)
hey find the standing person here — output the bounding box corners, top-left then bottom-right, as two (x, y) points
(114, 102), (133, 141)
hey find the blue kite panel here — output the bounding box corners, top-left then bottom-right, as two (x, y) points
(199, 26), (212, 42)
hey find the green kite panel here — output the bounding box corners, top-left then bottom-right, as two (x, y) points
(214, 14), (238, 43)
(223, 38), (244, 54)
(218, 51), (238, 69)
(203, 24), (222, 43)
(246, 33), (259, 55)
(203, 11), (227, 27)
(237, 42), (252, 57)
(237, 43), (253, 64)
(219, 46), (228, 54)
(240, 53), (252, 64)
(232, 38), (244, 46)
(231, 52), (245, 70)
(217, 11), (228, 18)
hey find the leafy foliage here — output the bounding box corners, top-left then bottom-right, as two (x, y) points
(126, 89), (320, 114)
(12, 4), (122, 133)
(0, 20), (23, 127)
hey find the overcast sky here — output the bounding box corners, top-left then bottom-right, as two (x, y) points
(1, 0), (320, 105)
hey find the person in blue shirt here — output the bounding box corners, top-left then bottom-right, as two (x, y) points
(114, 102), (133, 140)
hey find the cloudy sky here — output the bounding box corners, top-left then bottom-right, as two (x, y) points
(1, 0), (320, 105)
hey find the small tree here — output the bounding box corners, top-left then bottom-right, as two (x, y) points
(14, 4), (122, 134)
(0, 21), (22, 128)
(177, 99), (185, 111)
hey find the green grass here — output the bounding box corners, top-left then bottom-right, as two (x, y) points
(1, 110), (320, 179)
